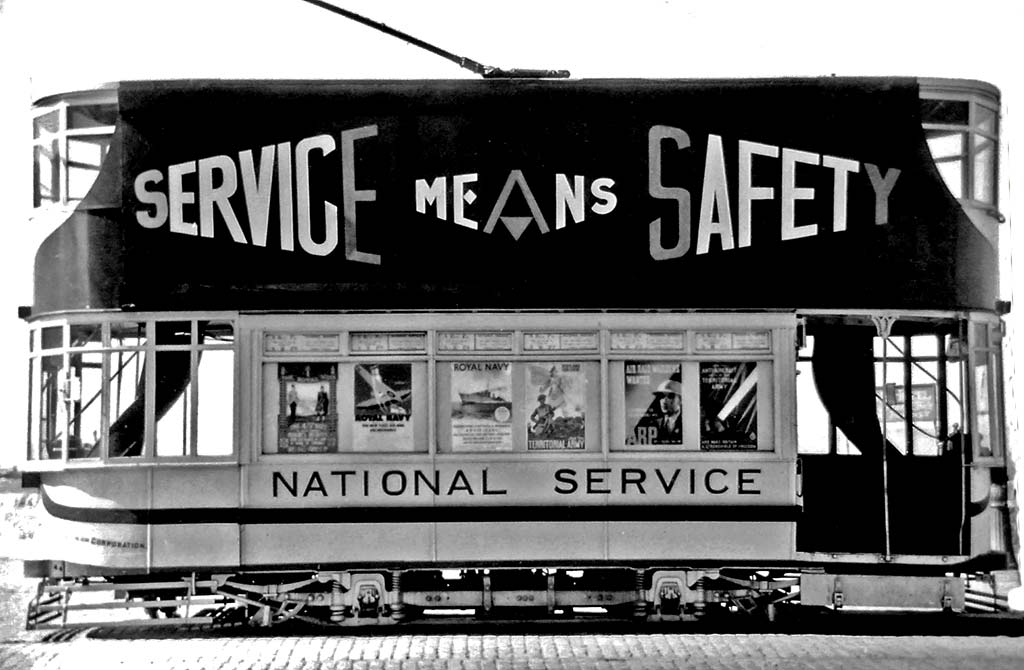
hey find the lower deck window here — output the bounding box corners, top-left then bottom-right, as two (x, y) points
(611, 360), (772, 452)
(795, 317), (988, 458)
(437, 361), (599, 453)
(262, 362), (428, 454)
(26, 318), (235, 461)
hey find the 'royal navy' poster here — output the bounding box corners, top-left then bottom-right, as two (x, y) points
(450, 362), (513, 451)
(353, 363), (413, 452)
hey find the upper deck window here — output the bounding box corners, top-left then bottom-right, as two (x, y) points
(921, 87), (999, 207)
(32, 92), (117, 208)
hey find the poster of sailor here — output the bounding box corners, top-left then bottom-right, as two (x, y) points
(353, 363), (413, 452)
(624, 361), (683, 446)
(278, 363), (337, 453)
(450, 361), (513, 451)
(526, 363), (586, 450)
(699, 362), (758, 450)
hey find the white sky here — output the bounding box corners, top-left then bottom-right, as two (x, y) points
(0, 0), (1019, 468)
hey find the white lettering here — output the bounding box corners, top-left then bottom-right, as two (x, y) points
(295, 134), (338, 257)
(780, 148), (819, 241)
(341, 124), (380, 265)
(198, 155), (246, 243)
(415, 176), (447, 220)
(864, 163), (901, 225)
(134, 169), (168, 229)
(168, 161), (197, 236)
(555, 174), (585, 229)
(822, 155), (859, 232)
(648, 125), (691, 260)
(276, 141), (295, 252)
(696, 134), (735, 254)
(737, 140), (779, 248)
(240, 144), (276, 247)
(590, 177), (616, 215)
(453, 173), (478, 230)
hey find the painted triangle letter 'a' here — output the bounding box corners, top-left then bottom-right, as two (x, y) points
(483, 170), (550, 240)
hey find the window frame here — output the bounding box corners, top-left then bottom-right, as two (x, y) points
(31, 90), (117, 210)
(24, 313), (238, 466)
(920, 82), (1000, 208)
(251, 314), (791, 463)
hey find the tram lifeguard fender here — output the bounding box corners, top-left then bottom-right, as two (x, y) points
(33, 77), (997, 314)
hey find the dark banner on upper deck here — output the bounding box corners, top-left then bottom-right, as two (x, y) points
(34, 78), (997, 312)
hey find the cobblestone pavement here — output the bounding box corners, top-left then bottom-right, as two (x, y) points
(3, 630), (1024, 670)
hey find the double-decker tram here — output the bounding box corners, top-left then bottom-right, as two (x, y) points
(19, 76), (1016, 627)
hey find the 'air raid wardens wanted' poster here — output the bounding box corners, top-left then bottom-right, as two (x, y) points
(700, 362), (758, 450)
(625, 361), (683, 447)
(526, 363), (586, 450)
(278, 363), (337, 453)
(353, 363), (413, 452)
(451, 362), (513, 451)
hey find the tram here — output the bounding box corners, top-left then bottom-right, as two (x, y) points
(17, 76), (1016, 627)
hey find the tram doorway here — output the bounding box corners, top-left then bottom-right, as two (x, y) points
(795, 319), (967, 556)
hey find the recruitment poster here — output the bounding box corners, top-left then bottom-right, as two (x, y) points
(525, 362), (586, 450)
(624, 361), (683, 447)
(353, 363), (413, 452)
(278, 363), (337, 453)
(450, 361), (513, 451)
(700, 362), (758, 450)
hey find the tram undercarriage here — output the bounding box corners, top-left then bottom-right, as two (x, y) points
(26, 564), (1003, 630)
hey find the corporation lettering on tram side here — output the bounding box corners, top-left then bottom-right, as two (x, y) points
(270, 467), (762, 499)
(132, 124), (900, 263)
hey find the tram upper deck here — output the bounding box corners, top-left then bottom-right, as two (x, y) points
(27, 76), (1001, 315)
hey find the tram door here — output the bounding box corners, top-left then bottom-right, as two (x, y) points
(795, 318), (976, 557)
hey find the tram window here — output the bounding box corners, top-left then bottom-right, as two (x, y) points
(875, 334), (953, 456)
(925, 130), (965, 199)
(921, 94), (999, 206)
(155, 370), (192, 458)
(921, 99), (969, 125)
(68, 352), (103, 459)
(523, 362), (595, 453)
(26, 318), (235, 462)
(67, 103), (117, 129)
(973, 136), (996, 204)
(620, 361), (685, 449)
(349, 362), (419, 453)
(152, 320), (236, 458)
(37, 354), (66, 460)
(437, 361), (599, 454)
(40, 326), (63, 350)
(107, 322), (148, 458)
(32, 110), (60, 207)
(699, 361), (762, 451)
(263, 362), (339, 454)
(799, 324), (961, 457)
(196, 349), (234, 456)
(28, 358), (40, 461)
(31, 96), (116, 209)
(69, 323), (102, 349)
(33, 140), (60, 206)
(67, 135), (110, 201)
(796, 347), (828, 454)
(971, 322), (1003, 459)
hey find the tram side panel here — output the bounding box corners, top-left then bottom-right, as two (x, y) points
(29, 467), (241, 575)
(239, 460), (797, 567)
